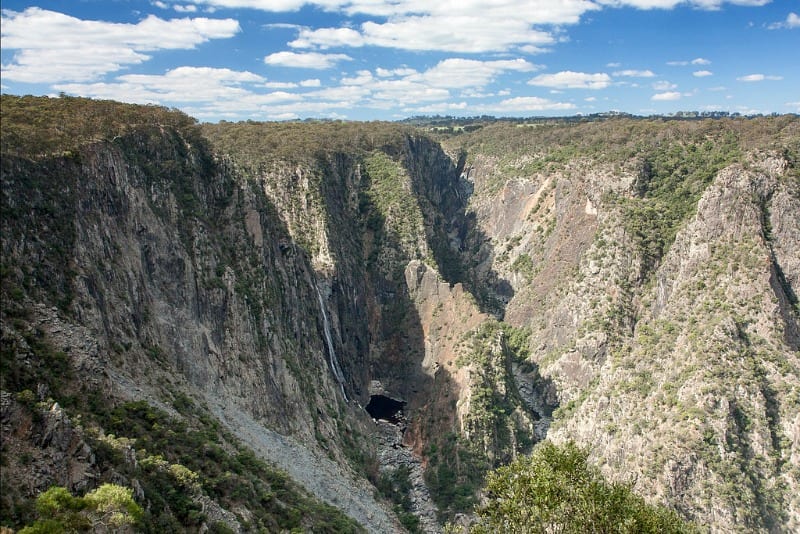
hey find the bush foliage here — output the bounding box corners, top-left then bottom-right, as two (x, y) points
(470, 441), (696, 534)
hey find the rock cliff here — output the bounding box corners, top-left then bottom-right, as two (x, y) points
(1, 96), (798, 532)
(445, 118), (799, 532)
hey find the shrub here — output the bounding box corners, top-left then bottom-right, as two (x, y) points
(471, 441), (695, 534)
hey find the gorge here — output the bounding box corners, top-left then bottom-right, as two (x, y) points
(1, 95), (798, 533)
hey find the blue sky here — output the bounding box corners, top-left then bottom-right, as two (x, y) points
(2, 0), (798, 121)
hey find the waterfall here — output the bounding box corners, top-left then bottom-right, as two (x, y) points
(316, 285), (348, 401)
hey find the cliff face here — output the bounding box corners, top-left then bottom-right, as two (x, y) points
(551, 156), (800, 531)
(1, 103), (400, 531)
(2, 96), (799, 533)
(1, 97), (536, 532)
(447, 119), (800, 532)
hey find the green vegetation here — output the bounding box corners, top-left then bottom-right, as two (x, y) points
(1, 94), (201, 158)
(424, 433), (488, 522)
(510, 253), (537, 282)
(201, 120), (414, 168)
(94, 401), (362, 533)
(426, 322), (537, 520)
(362, 151), (428, 274)
(20, 484), (142, 533)
(454, 322), (527, 457)
(469, 441), (696, 534)
(445, 115), (798, 198)
(375, 466), (422, 533)
(0, 322), (361, 533)
(614, 135), (741, 278)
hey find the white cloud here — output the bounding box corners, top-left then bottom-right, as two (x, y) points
(299, 15), (556, 53)
(174, 5), (200, 13)
(145, 0), (774, 56)
(375, 67), (417, 78)
(737, 73), (783, 82)
(693, 70), (713, 77)
(652, 80), (677, 90)
(0, 7), (239, 83)
(667, 57), (711, 66)
(189, 0), (308, 10)
(651, 91), (681, 101)
(460, 89), (495, 98)
(290, 27), (365, 49)
(264, 51), (352, 69)
(596, 0), (769, 8)
(264, 81), (298, 88)
(53, 65), (349, 121)
(478, 96), (576, 113)
(613, 69), (655, 77)
(54, 66), (280, 107)
(768, 12), (800, 29)
(409, 58), (539, 89)
(406, 102), (469, 114)
(518, 44), (549, 54)
(49, 53), (556, 120)
(607, 62), (622, 67)
(281, 1), (597, 54)
(585, 96), (597, 101)
(528, 71), (611, 89)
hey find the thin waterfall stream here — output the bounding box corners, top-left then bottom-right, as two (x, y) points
(316, 285), (348, 401)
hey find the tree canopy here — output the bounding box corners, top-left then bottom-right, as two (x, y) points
(469, 441), (696, 534)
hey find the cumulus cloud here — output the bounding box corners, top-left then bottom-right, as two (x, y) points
(376, 67), (417, 78)
(0, 7), (239, 83)
(280, 1), (597, 54)
(652, 80), (677, 90)
(651, 91), (681, 100)
(55, 66), (324, 121)
(406, 102), (469, 114)
(613, 69), (655, 77)
(528, 71), (611, 89)
(264, 81), (299, 88)
(597, 0), (769, 8)
(264, 51), (352, 69)
(693, 70), (713, 77)
(768, 12), (800, 29)
(667, 57), (711, 66)
(293, 15), (555, 53)
(55, 67), (267, 103)
(737, 73), (783, 82)
(408, 58), (539, 89)
(290, 27), (365, 49)
(478, 96), (576, 113)
(52, 53), (562, 121)
(138, 1), (773, 57)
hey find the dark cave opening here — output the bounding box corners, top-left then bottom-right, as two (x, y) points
(365, 394), (406, 424)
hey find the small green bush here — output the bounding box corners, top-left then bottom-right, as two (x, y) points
(471, 441), (695, 534)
